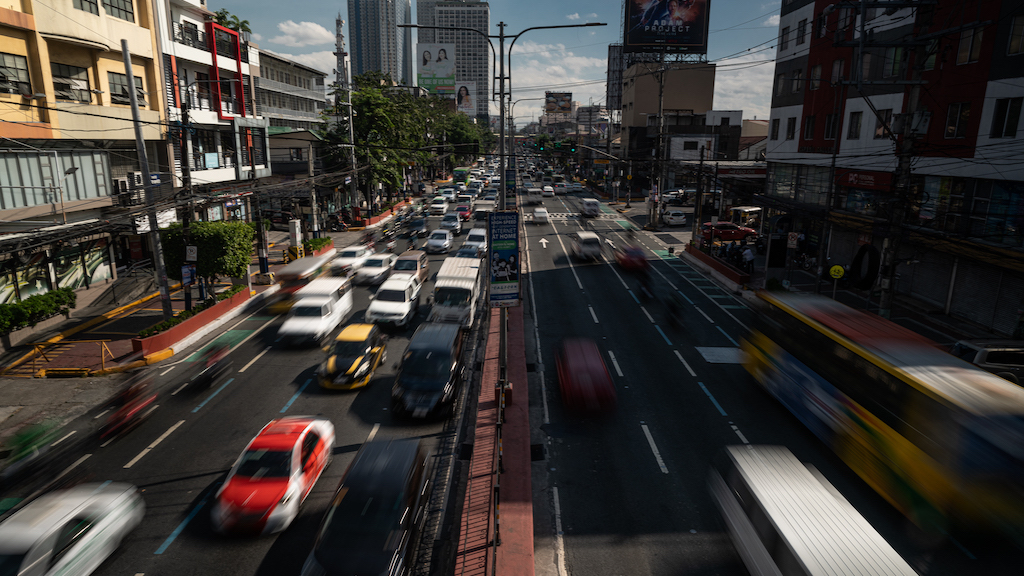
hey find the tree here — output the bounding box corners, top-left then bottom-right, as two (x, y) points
(213, 9), (251, 34)
(160, 221), (255, 282)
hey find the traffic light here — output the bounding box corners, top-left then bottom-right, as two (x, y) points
(570, 144), (576, 152)
(539, 144), (544, 150)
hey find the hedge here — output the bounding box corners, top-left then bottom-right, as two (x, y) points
(138, 284), (246, 338)
(0, 288), (77, 335)
(303, 237), (333, 254)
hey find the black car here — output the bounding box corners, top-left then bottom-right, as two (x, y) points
(392, 322), (464, 418)
(407, 217), (429, 238)
(302, 439), (431, 576)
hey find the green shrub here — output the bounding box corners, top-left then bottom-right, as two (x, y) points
(137, 284), (247, 338)
(765, 278), (786, 292)
(0, 288), (77, 335)
(303, 237), (333, 253)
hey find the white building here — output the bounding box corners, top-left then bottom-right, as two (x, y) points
(433, 1), (490, 119)
(348, 0), (414, 84)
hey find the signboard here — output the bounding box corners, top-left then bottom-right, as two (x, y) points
(185, 245), (198, 262)
(624, 0), (711, 54)
(416, 43), (455, 94)
(455, 81), (476, 115)
(787, 232), (799, 249)
(544, 92), (572, 114)
(487, 212), (520, 307)
(182, 264), (196, 286)
(505, 169), (516, 191)
(594, 158), (611, 164)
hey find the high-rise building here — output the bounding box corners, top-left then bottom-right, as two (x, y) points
(416, 0), (439, 44)
(348, 0), (413, 84)
(433, 1), (490, 119)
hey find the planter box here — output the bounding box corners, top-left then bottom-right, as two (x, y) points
(686, 244), (751, 285)
(131, 289), (251, 356)
(309, 240), (334, 256)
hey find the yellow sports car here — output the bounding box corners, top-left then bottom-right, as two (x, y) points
(317, 324), (388, 390)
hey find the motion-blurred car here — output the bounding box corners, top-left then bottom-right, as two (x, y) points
(455, 204), (472, 221)
(424, 230), (453, 254)
(614, 245), (649, 273)
(390, 250), (429, 284)
(454, 246), (480, 258)
(212, 416), (335, 534)
(366, 275), (422, 329)
(330, 245), (374, 276)
(407, 217), (429, 238)
(428, 196), (448, 215)
(318, 324), (388, 389)
(702, 221), (757, 242)
(663, 209), (687, 226)
(951, 339), (1024, 385)
(554, 183), (567, 195)
(440, 212), (463, 235)
(301, 439), (431, 576)
(556, 338), (617, 412)
(533, 207), (549, 224)
(353, 253), (397, 285)
(570, 231), (602, 261)
(0, 482), (144, 576)
(463, 228), (488, 256)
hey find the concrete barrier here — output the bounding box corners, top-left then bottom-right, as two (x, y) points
(130, 289), (251, 356)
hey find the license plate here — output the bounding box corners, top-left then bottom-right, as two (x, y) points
(413, 408), (428, 418)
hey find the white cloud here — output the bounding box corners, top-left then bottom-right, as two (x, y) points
(763, 15), (780, 27)
(761, 1), (781, 9)
(586, 13), (598, 18)
(252, 32), (263, 41)
(268, 21), (335, 48)
(503, 40), (608, 122)
(566, 13), (580, 20)
(272, 50), (335, 77)
(712, 54), (776, 120)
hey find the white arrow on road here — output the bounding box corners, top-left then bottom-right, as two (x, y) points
(539, 238), (549, 248)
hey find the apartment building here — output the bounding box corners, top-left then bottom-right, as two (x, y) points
(348, 0), (413, 84)
(257, 51), (328, 133)
(433, 1), (489, 119)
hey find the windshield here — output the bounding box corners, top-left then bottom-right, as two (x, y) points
(402, 350), (452, 388)
(432, 198), (445, 204)
(236, 449), (291, 478)
(430, 232), (448, 241)
(292, 305), (325, 317)
(364, 259), (387, 268)
(434, 287), (470, 306)
(318, 487), (404, 559)
(340, 250), (361, 258)
(394, 260), (417, 271)
(329, 340), (371, 358)
(443, 215), (457, 222)
(376, 290), (406, 302)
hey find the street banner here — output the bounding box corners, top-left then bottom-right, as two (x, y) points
(487, 212), (520, 307)
(455, 81), (476, 115)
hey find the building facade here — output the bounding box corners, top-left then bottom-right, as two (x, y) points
(763, 0), (1024, 335)
(256, 51), (328, 133)
(620, 62), (716, 159)
(348, 0), (413, 84)
(433, 1), (489, 119)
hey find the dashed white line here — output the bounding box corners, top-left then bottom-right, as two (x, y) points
(366, 423), (380, 442)
(607, 350), (624, 377)
(589, 306), (599, 323)
(641, 424), (670, 474)
(124, 420), (185, 469)
(552, 487), (568, 576)
(695, 306), (714, 323)
(159, 366), (175, 376)
(640, 306), (654, 323)
(170, 380), (191, 396)
(673, 350), (697, 377)
(57, 454), (90, 481)
(93, 408), (110, 420)
(238, 346), (271, 373)
(731, 424), (749, 444)
(50, 430), (76, 447)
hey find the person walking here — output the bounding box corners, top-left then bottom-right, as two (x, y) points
(742, 245), (755, 273)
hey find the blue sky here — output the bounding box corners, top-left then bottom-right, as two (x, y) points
(215, 0), (782, 124)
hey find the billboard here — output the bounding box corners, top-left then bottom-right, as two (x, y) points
(544, 92), (572, 114)
(624, 0), (711, 54)
(417, 43), (456, 94)
(487, 212), (520, 307)
(455, 81), (476, 115)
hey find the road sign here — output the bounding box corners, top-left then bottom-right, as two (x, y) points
(185, 245), (198, 262)
(594, 159), (611, 164)
(182, 264), (196, 286)
(830, 265), (845, 279)
(487, 212), (520, 307)
(787, 232), (799, 249)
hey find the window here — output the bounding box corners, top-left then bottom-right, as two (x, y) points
(683, 141), (698, 150)
(720, 116), (730, 126)
(1010, 16), (1024, 55)
(0, 52), (31, 95)
(810, 65), (822, 90)
(990, 97), (1022, 138)
(780, 27), (790, 51)
(51, 63), (91, 103)
(874, 109), (892, 139)
(923, 39), (938, 71)
(824, 113), (838, 140)
(107, 71), (145, 105)
(771, 118), (780, 140)
(102, 0), (134, 22)
(883, 47), (903, 77)
(775, 73), (785, 96)
(816, 14), (827, 39)
(957, 27), (983, 64)
(945, 102), (971, 138)
(73, 0), (99, 15)
(791, 69), (803, 93)
(847, 111), (862, 139)
(831, 59), (844, 84)
(796, 19), (807, 45)
(803, 115), (816, 140)
(786, 117), (796, 140)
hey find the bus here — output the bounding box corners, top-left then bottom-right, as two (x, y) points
(453, 167), (471, 187)
(709, 445), (917, 576)
(742, 292), (1024, 542)
(270, 249), (337, 313)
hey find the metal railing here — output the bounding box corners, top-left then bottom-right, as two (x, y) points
(172, 22), (208, 51)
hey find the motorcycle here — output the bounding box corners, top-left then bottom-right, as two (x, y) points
(189, 344), (233, 390)
(100, 376), (158, 441)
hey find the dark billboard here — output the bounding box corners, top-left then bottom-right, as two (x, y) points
(624, 0), (711, 54)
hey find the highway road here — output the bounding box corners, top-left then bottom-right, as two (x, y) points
(520, 190), (1018, 576)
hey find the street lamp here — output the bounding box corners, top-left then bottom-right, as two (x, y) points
(56, 166), (78, 225)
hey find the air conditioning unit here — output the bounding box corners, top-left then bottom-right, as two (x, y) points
(127, 172), (144, 187)
(112, 177), (130, 194)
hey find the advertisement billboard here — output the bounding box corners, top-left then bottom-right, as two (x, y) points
(487, 212), (520, 307)
(544, 92), (572, 114)
(416, 43), (456, 94)
(623, 0), (711, 54)
(455, 81), (476, 115)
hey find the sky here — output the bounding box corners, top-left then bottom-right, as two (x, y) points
(215, 0), (783, 125)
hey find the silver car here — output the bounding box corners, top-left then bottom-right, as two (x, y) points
(424, 230), (453, 254)
(440, 212), (463, 236)
(0, 482), (144, 576)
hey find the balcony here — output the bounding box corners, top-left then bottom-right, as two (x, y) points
(254, 77), (327, 102)
(172, 22), (208, 52)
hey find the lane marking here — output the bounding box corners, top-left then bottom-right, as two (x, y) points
(673, 350), (697, 377)
(695, 306), (715, 323)
(654, 325), (672, 346)
(50, 430), (76, 447)
(154, 493), (210, 554)
(588, 306), (599, 324)
(125, 420), (185, 469)
(553, 232), (584, 290)
(238, 346), (271, 373)
(93, 408), (110, 420)
(627, 289), (639, 304)
(698, 382), (727, 416)
(676, 290), (694, 305)
(280, 378), (312, 413)
(159, 366), (175, 376)
(640, 306), (654, 323)
(170, 380), (191, 396)
(552, 487), (568, 576)
(366, 423), (380, 442)
(523, 225), (551, 425)
(716, 326), (739, 347)
(640, 424), (670, 474)
(100, 437), (116, 448)
(192, 378), (234, 413)
(731, 425), (749, 444)
(607, 350), (623, 377)
(57, 454), (90, 481)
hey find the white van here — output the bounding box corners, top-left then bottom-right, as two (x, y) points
(279, 295), (352, 346)
(581, 198), (601, 217)
(365, 275), (422, 328)
(533, 207), (549, 225)
(429, 257), (481, 328)
(570, 231), (602, 261)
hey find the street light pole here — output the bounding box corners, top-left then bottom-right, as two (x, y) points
(56, 167), (79, 225)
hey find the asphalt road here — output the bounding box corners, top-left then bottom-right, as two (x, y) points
(521, 191), (1018, 576)
(2, 211), (485, 576)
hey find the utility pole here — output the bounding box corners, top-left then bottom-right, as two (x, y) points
(652, 52), (666, 231)
(179, 86), (194, 309)
(691, 145), (705, 246)
(123, 40), (173, 320)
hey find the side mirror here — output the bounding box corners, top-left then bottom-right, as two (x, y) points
(368, 293), (374, 300)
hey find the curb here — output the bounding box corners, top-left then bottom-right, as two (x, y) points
(90, 348), (175, 376)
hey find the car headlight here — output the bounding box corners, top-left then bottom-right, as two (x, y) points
(355, 362), (370, 377)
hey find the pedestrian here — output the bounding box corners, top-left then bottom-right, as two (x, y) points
(742, 245), (755, 273)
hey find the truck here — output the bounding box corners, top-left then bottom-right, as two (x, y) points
(428, 257), (481, 328)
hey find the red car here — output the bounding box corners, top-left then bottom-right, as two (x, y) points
(455, 204), (472, 221)
(702, 221), (757, 241)
(556, 338), (617, 412)
(614, 245), (649, 273)
(212, 416), (335, 534)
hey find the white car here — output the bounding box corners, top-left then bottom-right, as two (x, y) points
(542, 186), (555, 197)
(278, 296), (349, 346)
(429, 196), (449, 215)
(425, 230), (453, 253)
(440, 212), (463, 235)
(533, 207), (549, 224)
(366, 275), (422, 328)
(0, 482), (144, 576)
(571, 231), (602, 261)
(353, 253), (398, 285)
(331, 245), (374, 276)
(464, 227), (488, 255)
(664, 208), (688, 226)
